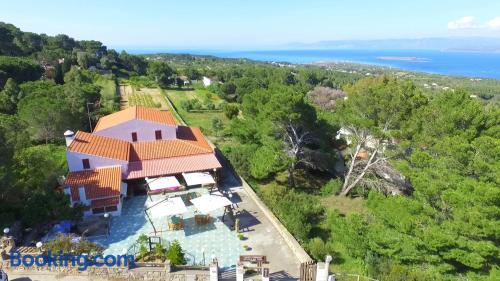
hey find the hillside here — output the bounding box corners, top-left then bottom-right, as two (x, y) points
(0, 22), (499, 281)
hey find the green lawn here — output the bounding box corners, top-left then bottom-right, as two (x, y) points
(321, 195), (366, 216)
(163, 89), (230, 137)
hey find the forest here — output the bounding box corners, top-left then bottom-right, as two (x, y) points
(157, 54), (499, 280)
(0, 22), (499, 280)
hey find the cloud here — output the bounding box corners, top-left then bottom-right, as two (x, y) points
(487, 17), (500, 29)
(448, 16), (479, 29)
(448, 16), (500, 30)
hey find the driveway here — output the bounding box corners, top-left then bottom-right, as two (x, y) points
(220, 165), (301, 279)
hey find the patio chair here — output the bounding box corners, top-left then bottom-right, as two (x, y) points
(194, 214), (211, 225)
(168, 215), (184, 230)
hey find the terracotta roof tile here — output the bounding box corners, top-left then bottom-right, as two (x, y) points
(129, 126), (213, 161)
(177, 126), (212, 150)
(69, 131), (130, 161)
(69, 127), (213, 162)
(130, 139), (212, 161)
(65, 166), (122, 202)
(126, 154), (222, 179)
(94, 106), (177, 132)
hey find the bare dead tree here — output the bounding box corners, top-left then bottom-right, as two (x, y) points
(307, 86), (347, 110)
(340, 126), (389, 196)
(282, 120), (314, 187)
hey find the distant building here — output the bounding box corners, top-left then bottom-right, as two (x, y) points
(179, 75), (190, 86)
(202, 76), (212, 87)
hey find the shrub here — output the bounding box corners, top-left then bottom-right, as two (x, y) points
(205, 101), (216, 110)
(223, 103), (239, 119)
(320, 179), (343, 196)
(167, 240), (186, 266)
(223, 144), (255, 178)
(211, 118), (224, 136)
(44, 234), (103, 256)
(191, 99), (203, 110)
(260, 184), (324, 242)
(307, 237), (332, 261)
(153, 243), (167, 260)
(180, 99), (192, 111)
(136, 234), (149, 260)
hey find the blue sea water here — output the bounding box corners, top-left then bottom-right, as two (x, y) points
(127, 48), (500, 79)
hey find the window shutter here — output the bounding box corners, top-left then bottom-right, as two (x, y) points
(82, 159), (90, 169)
(155, 130), (162, 140)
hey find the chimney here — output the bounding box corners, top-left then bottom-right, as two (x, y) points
(78, 185), (88, 205)
(64, 130), (75, 147)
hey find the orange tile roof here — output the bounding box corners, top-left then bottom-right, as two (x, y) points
(131, 139), (212, 161)
(130, 126), (213, 161)
(177, 126), (212, 150)
(93, 106), (177, 132)
(65, 166), (122, 202)
(69, 131), (130, 161)
(126, 154), (222, 179)
(69, 127), (213, 162)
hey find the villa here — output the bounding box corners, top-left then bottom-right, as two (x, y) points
(63, 106), (222, 217)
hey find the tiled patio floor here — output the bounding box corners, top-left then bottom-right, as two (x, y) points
(90, 188), (242, 270)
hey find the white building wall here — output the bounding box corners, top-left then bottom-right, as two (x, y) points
(93, 119), (177, 142)
(120, 182), (128, 197)
(66, 151), (128, 173)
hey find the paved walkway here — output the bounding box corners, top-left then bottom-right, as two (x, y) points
(90, 188), (242, 270)
(220, 166), (300, 280)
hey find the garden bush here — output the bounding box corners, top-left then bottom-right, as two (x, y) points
(167, 240), (186, 266)
(320, 179), (343, 195)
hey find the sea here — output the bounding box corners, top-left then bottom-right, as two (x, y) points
(125, 48), (500, 80)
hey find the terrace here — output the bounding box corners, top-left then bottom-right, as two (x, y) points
(90, 187), (242, 270)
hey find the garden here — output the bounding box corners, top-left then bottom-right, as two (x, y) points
(128, 92), (161, 108)
(163, 88), (236, 137)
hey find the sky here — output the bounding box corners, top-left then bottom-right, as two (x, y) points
(1, 0), (500, 49)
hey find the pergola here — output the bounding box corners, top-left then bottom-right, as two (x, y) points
(190, 194), (232, 221)
(144, 196), (187, 235)
(182, 172), (216, 187)
(146, 176), (181, 192)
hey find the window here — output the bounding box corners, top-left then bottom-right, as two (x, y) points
(82, 159), (90, 169)
(131, 132), (138, 142)
(155, 130), (162, 140)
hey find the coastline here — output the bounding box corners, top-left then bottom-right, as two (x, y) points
(130, 49), (500, 79)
